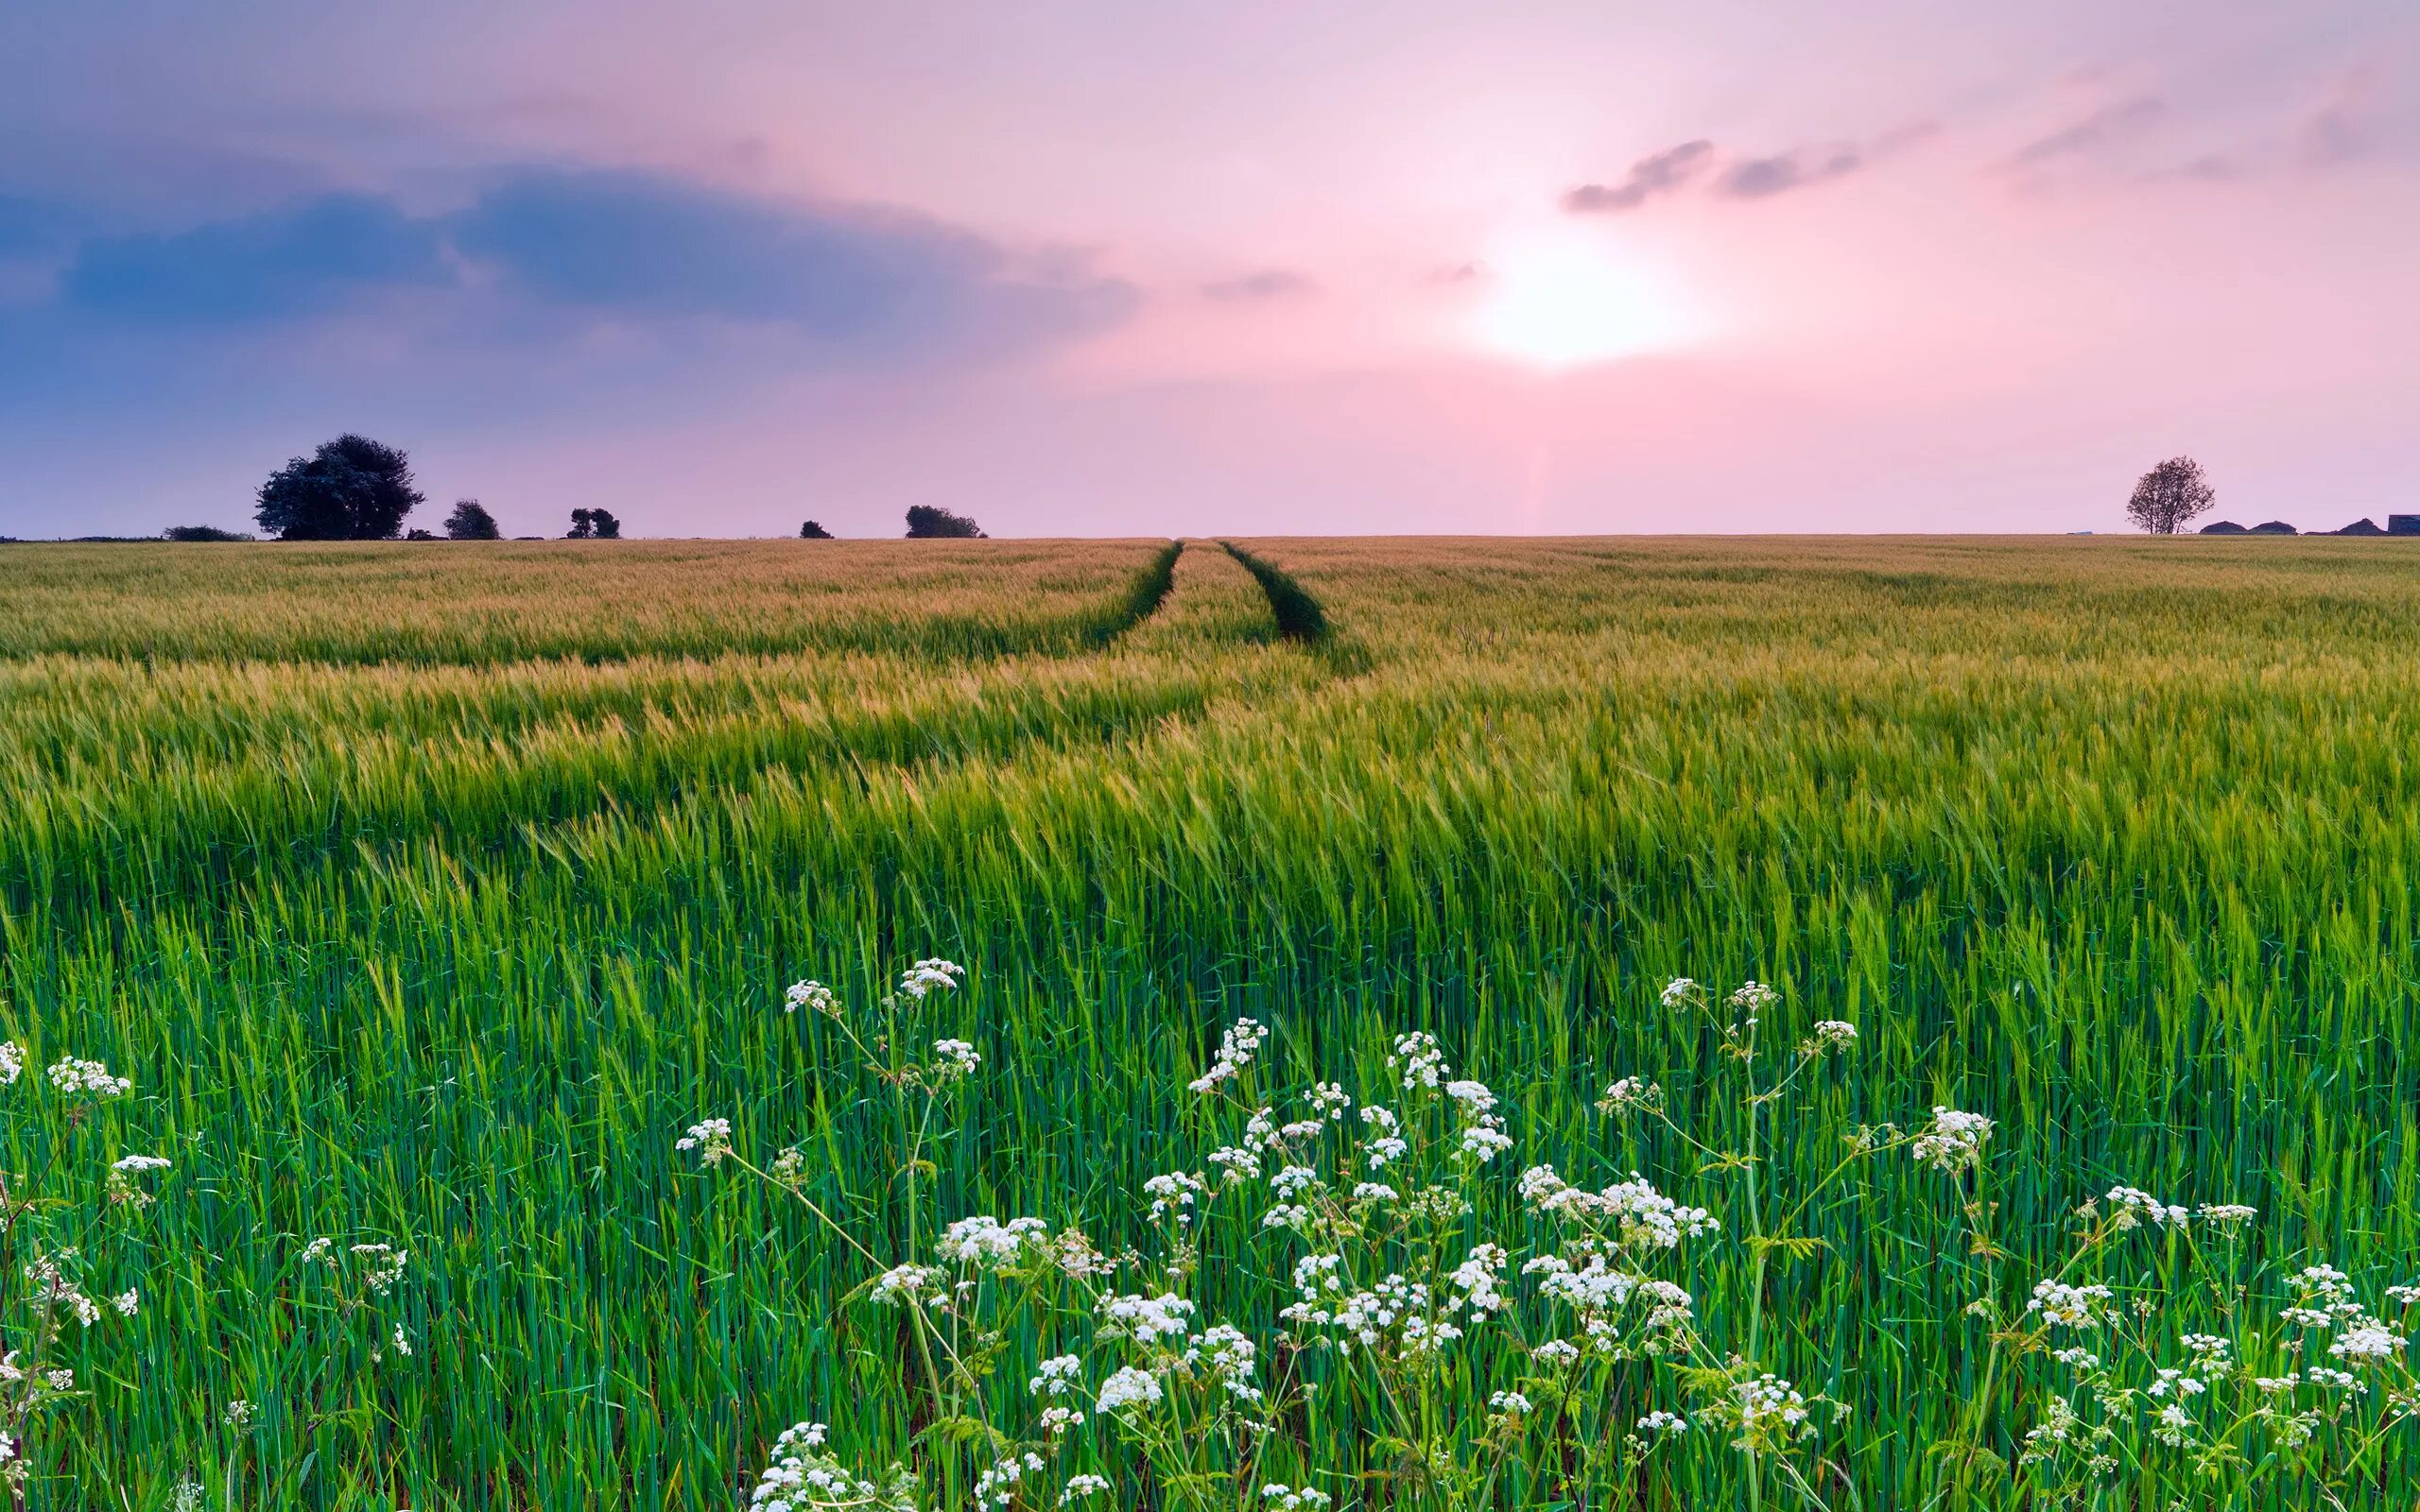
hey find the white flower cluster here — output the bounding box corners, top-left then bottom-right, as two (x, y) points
(1733, 1372), (1809, 1440)
(1659, 978), (1699, 1008)
(1029, 1353), (1083, 1396)
(1801, 1020), (1858, 1056)
(351, 1243), (410, 1295)
(1358, 1105), (1407, 1170)
(676, 1118), (735, 1165)
(1728, 981), (1780, 1019)
(869, 1263), (948, 1310)
(930, 1039), (981, 1080)
(1597, 1076), (1663, 1114)
(1095, 1365), (1163, 1416)
(937, 1215), (1048, 1268)
(975, 1452), (1045, 1510)
(44, 1057), (130, 1098)
(1059, 1474), (1110, 1503)
(1144, 1171), (1209, 1227)
(1190, 1322), (1262, 1403)
(748, 1422), (918, 1512)
(1909, 1107), (1995, 1174)
(2101, 1186), (2189, 1230)
(1524, 1253), (1696, 1356)
(2028, 1280), (2118, 1329)
(1259, 1484), (1331, 1511)
(782, 979), (837, 1016)
(1098, 1291), (1196, 1343)
(0, 1041), (21, 1085)
(896, 958), (965, 1002)
(1391, 1031), (1449, 1089)
(1189, 1019), (1269, 1093)
(1519, 1165), (1719, 1250)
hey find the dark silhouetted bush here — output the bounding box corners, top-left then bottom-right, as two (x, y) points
(254, 435), (423, 540)
(905, 506), (985, 539)
(445, 499), (502, 540)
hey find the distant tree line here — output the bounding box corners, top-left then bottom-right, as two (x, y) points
(144, 433), (1008, 543)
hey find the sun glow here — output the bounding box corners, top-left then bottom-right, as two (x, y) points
(1464, 227), (1703, 369)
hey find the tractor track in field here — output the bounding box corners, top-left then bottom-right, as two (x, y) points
(1219, 541), (1329, 643)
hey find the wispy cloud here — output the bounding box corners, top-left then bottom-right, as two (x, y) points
(1562, 141), (1714, 214)
(1568, 125), (1930, 214)
(1200, 267), (1316, 301)
(2004, 96), (2165, 169)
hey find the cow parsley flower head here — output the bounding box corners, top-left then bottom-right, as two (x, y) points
(1189, 1019), (1269, 1093)
(783, 980), (838, 1017)
(676, 1118), (735, 1165)
(45, 1057), (130, 1098)
(2102, 1186), (2189, 1230)
(2329, 1324), (2404, 1362)
(1598, 1076), (1663, 1114)
(931, 1039), (980, 1079)
(1910, 1108), (1994, 1174)
(1728, 981), (1780, 1017)
(1029, 1354), (1084, 1397)
(0, 1042), (21, 1086)
(1060, 1475), (1111, 1504)
(869, 1263), (949, 1309)
(2028, 1279), (2118, 1329)
(1098, 1291), (1195, 1342)
(1143, 1172), (1209, 1225)
(896, 958), (964, 1002)
(1660, 978), (1699, 1009)
(1096, 1366), (1164, 1416)
(1801, 1021), (1858, 1057)
(1392, 1031), (1449, 1089)
(937, 1215), (1048, 1268)
(1260, 1485), (1331, 1511)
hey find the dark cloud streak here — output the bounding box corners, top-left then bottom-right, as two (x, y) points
(1562, 140), (1713, 214)
(2005, 96), (2164, 168)
(1200, 267), (1315, 301)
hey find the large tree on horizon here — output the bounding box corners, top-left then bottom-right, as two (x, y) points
(253, 435), (424, 541)
(2125, 455), (2218, 535)
(904, 505), (985, 539)
(443, 498), (501, 540)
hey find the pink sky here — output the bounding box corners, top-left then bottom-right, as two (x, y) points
(3, 2), (2416, 536)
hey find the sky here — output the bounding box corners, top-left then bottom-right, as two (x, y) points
(2, 2), (2416, 539)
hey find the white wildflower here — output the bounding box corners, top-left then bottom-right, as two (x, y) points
(896, 958), (964, 1001)
(675, 1118), (734, 1165)
(2027, 1280), (2117, 1329)
(45, 1057), (130, 1098)
(1096, 1366), (1163, 1416)
(783, 979), (838, 1016)
(931, 1039), (980, 1079)
(938, 1215), (1048, 1268)
(1392, 1031), (1449, 1089)
(1910, 1108), (1994, 1174)
(1189, 1019), (1269, 1092)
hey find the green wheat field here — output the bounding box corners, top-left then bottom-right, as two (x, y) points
(4, 535), (2418, 1510)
